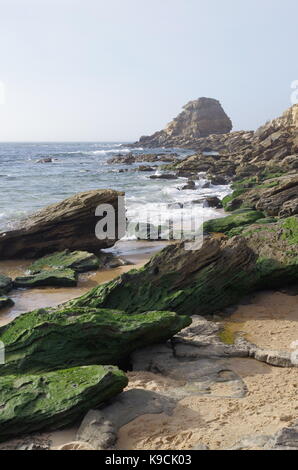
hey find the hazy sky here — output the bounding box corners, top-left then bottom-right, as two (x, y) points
(0, 0), (297, 141)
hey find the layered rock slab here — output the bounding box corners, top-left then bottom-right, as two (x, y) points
(0, 365), (127, 442)
(0, 308), (191, 375)
(0, 189), (123, 259)
(70, 218), (298, 316)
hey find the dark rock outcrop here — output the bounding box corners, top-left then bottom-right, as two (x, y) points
(0, 189), (124, 259)
(134, 98), (232, 148)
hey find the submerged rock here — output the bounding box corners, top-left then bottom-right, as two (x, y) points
(70, 217), (298, 316)
(0, 365), (127, 442)
(0, 308), (191, 375)
(14, 268), (78, 288)
(0, 189), (124, 259)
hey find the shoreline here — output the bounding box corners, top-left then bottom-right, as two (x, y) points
(0, 240), (169, 327)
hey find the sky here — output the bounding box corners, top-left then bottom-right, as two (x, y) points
(0, 0), (297, 142)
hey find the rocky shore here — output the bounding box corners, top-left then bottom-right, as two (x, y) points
(0, 100), (297, 450)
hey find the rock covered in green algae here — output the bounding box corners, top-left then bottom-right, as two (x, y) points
(0, 365), (128, 442)
(203, 209), (264, 234)
(70, 217), (298, 316)
(222, 174), (298, 217)
(0, 274), (14, 309)
(14, 268), (78, 288)
(0, 308), (191, 375)
(29, 250), (100, 274)
(0, 273), (13, 295)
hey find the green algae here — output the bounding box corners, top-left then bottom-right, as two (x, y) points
(29, 250), (100, 274)
(203, 210), (265, 234)
(0, 365), (127, 442)
(0, 307), (191, 375)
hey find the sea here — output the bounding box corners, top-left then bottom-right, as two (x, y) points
(0, 142), (231, 238)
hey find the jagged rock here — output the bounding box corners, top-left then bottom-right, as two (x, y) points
(137, 165), (155, 172)
(108, 153), (178, 165)
(181, 180), (196, 190)
(70, 218), (298, 316)
(203, 209), (264, 234)
(204, 196), (223, 208)
(0, 365), (127, 442)
(14, 268), (78, 288)
(28, 250), (101, 274)
(210, 175), (228, 185)
(0, 189), (124, 259)
(35, 157), (56, 164)
(0, 307), (191, 375)
(225, 174), (298, 217)
(134, 98), (232, 147)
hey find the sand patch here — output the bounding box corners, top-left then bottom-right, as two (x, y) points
(117, 359), (298, 450)
(223, 290), (298, 351)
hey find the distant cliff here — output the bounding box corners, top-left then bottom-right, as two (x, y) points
(134, 97), (233, 147)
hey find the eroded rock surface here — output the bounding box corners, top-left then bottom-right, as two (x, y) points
(0, 189), (123, 259)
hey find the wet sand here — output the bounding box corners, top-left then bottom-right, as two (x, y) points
(223, 290), (298, 351)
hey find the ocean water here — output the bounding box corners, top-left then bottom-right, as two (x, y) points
(0, 142), (231, 238)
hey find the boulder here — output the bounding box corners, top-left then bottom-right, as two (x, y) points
(181, 180), (196, 190)
(14, 269), (78, 288)
(0, 189), (124, 259)
(0, 365), (127, 442)
(0, 307), (191, 375)
(69, 217), (298, 316)
(28, 250), (100, 274)
(204, 196), (223, 208)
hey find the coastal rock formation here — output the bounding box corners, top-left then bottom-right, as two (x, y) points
(0, 308), (190, 375)
(108, 152), (179, 165)
(71, 217), (298, 316)
(203, 209), (265, 234)
(0, 189), (124, 259)
(0, 365), (127, 442)
(28, 250), (101, 274)
(14, 268), (78, 288)
(134, 98), (232, 147)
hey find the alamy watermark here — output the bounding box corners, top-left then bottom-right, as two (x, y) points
(95, 196), (205, 251)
